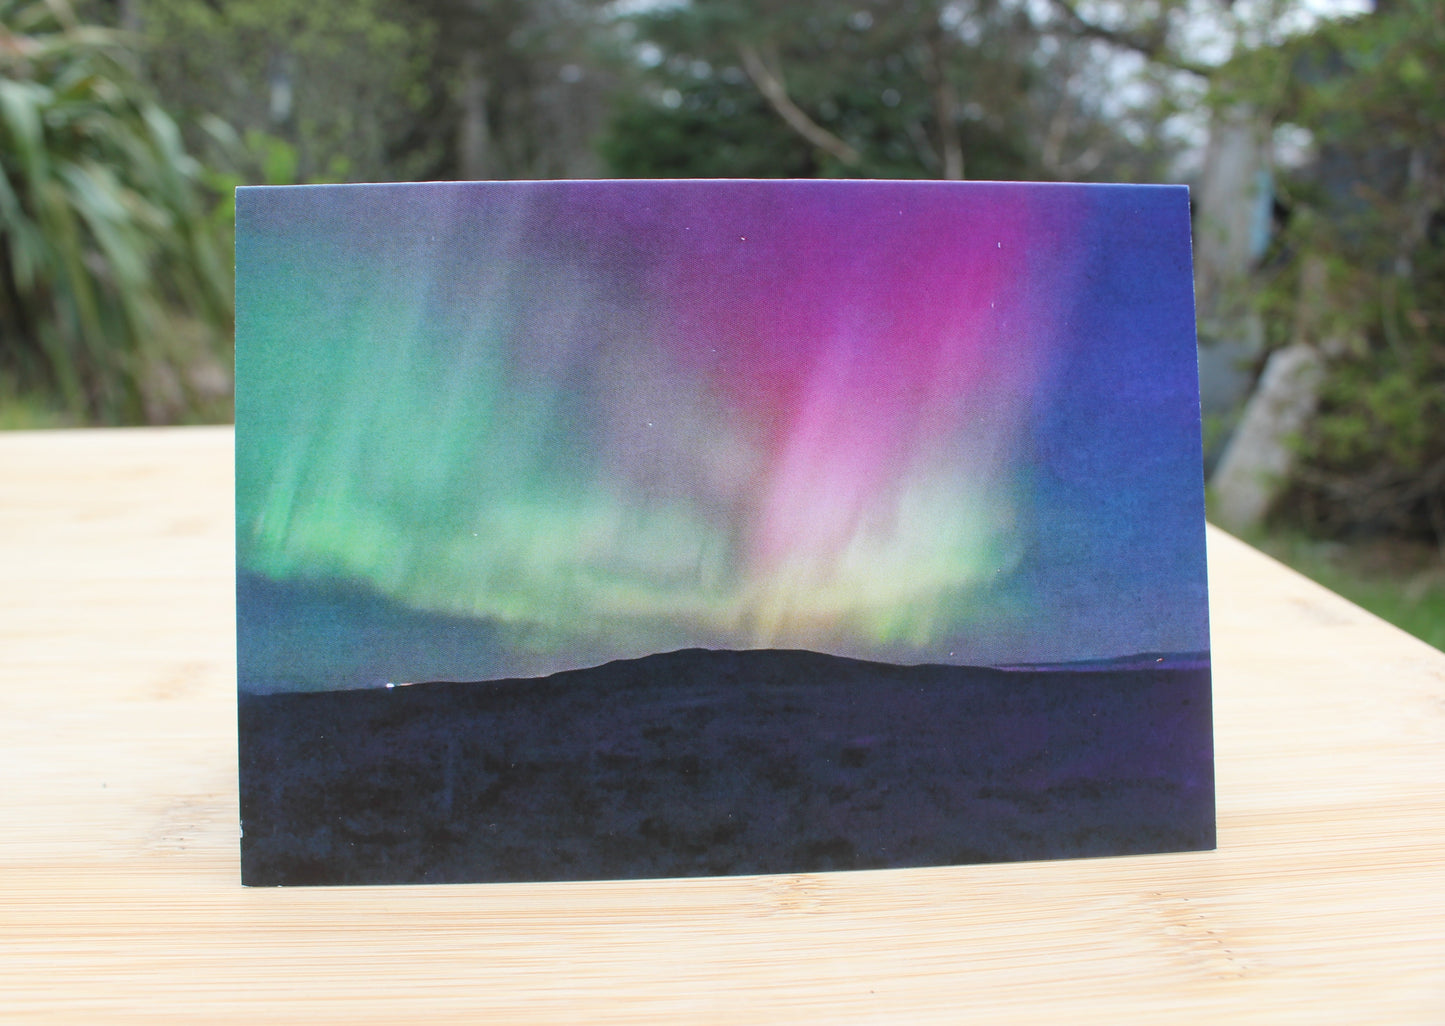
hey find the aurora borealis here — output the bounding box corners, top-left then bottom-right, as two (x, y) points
(235, 180), (1209, 690)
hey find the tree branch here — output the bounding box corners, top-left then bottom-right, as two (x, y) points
(736, 41), (862, 167)
(1044, 0), (1214, 78)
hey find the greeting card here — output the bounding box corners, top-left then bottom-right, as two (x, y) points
(236, 180), (1212, 885)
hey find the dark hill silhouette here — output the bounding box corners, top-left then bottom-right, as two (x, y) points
(239, 647), (1214, 885)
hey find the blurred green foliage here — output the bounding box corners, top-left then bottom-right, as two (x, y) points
(601, 0), (1179, 183)
(1238, 0), (1445, 542)
(140, 0), (437, 183)
(602, 83), (818, 180)
(0, 0), (231, 423)
(1, 0), (1442, 566)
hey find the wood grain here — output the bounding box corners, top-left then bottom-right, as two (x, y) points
(1, 425), (1442, 1023)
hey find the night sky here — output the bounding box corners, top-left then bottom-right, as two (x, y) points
(236, 180), (1208, 689)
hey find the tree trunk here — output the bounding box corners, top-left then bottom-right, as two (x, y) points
(458, 49), (493, 180)
(924, 22), (963, 180)
(1194, 103), (1271, 464)
(1209, 343), (1325, 533)
(1210, 256), (1341, 533)
(118, 0), (142, 32)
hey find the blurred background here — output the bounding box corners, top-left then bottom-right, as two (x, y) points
(1, 0), (1440, 645)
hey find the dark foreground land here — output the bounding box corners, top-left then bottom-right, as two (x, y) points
(239, 648), (1214, 885)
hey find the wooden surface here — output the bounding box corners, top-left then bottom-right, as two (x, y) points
(2, 425), (1443, 1023)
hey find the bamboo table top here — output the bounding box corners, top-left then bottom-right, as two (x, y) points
(2, 425), (1442, 1024)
